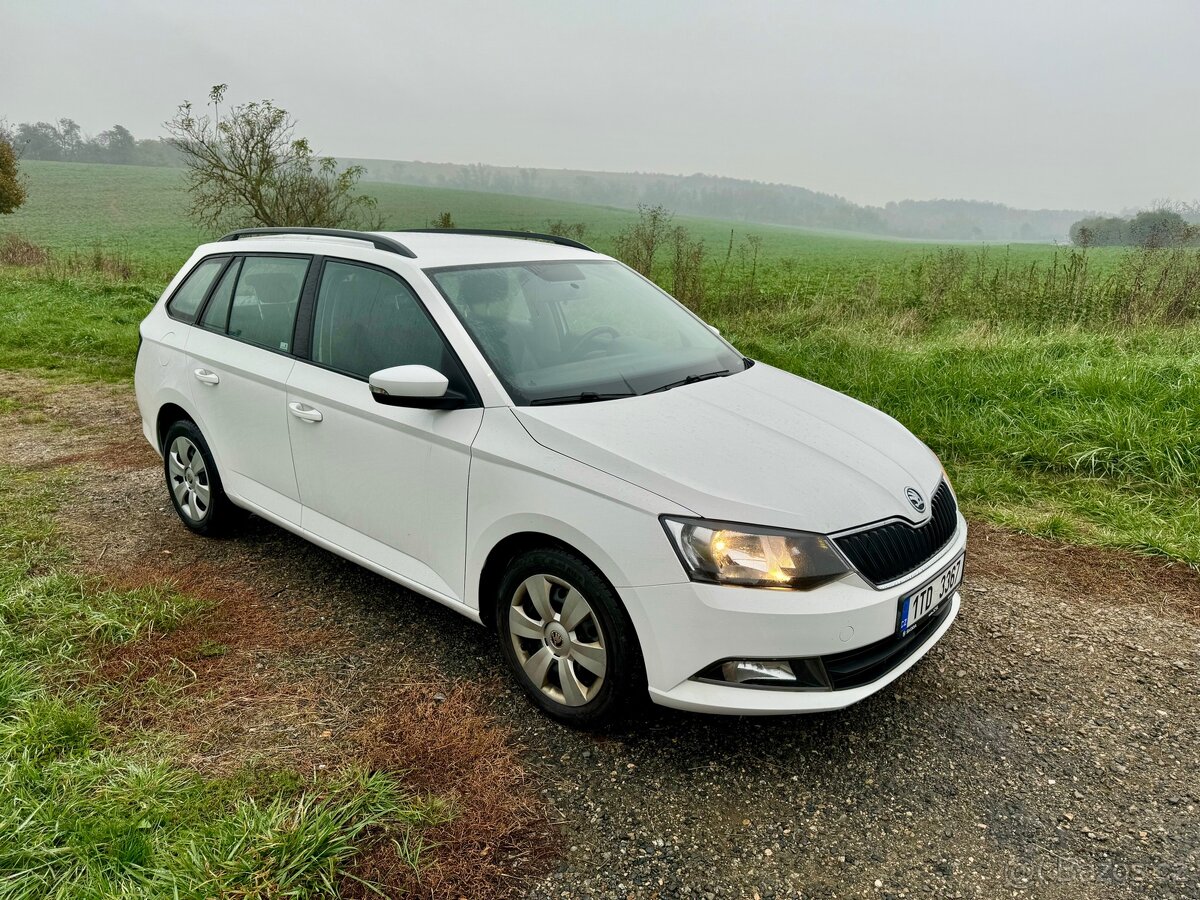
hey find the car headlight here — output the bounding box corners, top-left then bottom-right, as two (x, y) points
(661, 517), (849, 590)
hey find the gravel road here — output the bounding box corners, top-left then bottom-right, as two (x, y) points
(4, 373), (1197, 899)
(507, 537), (1200, 900)
(195, 477), (1200, 900)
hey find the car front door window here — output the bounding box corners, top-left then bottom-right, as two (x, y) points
(310, 260), (472, 389)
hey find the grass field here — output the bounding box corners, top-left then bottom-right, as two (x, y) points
(0, 457), (447, 899)
(6, 161), (1126, 274)
(2, 160), (1198, 568)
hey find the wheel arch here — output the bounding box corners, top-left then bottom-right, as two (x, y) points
(153, 398), (227, 480)
(155, 401), (193, 452)
(477, 531), (631, 640)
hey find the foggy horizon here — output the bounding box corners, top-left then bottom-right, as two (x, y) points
(5, 0), (1198, 215)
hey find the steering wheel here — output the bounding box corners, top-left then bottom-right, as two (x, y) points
(567, 326), (620, 357)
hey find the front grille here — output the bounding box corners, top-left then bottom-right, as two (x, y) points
(834, 481), (958, 585)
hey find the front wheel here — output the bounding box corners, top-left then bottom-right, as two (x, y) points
(496, 547), (645, 729)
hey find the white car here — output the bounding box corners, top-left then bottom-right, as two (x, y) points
(135, 227), (966, 727)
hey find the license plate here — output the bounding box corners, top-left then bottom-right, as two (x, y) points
(898, 551), (964, 636)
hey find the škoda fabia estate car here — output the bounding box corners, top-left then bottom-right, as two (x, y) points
(135, 227), (966, 727)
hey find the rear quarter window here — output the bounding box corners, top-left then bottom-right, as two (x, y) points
(200, 258), (242, 332)
(166, 257), (227, 322)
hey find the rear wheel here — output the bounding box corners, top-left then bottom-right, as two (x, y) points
(162, 420), (237, 536)
(496, 547), (644, 728)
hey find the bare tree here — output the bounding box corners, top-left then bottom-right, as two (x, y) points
(165, 85), (382, 231)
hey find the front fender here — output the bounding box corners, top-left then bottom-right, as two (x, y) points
(464, 409), (693, 611)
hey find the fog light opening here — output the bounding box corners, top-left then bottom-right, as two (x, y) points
(720, 659), (796, 685)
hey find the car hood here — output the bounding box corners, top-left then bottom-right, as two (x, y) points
(511, 362), (943, 534)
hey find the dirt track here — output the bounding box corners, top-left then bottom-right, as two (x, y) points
(2, 371), (1197, 900)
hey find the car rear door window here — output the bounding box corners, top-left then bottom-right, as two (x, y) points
(227, 256), (309, 353)
(311, 260), (470, 392)
(166, 257), (226, 322)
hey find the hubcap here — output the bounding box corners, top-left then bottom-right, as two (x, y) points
(508, 573), (607, 707)
(167, 436), (211, 523)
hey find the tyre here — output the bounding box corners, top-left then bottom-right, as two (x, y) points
(496, 547), (645, 728)
(162, 419), (238, 536)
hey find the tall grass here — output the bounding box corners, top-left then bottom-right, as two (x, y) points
(692, 243), (1200, 331)
(0, 265), (155, 381)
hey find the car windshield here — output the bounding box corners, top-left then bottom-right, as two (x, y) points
(428, 260), (748, 405)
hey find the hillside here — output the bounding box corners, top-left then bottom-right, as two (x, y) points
(4, 116), (1092, 241)
(9, 160), (1049, 270)
(346, 158), (1092, 242)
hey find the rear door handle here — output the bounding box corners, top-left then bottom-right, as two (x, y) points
(288, 401), (323, 423)
(193, 368), (220, 385)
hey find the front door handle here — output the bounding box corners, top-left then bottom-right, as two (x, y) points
(288, 401), (323, 423)
(193, 368), (220, 385)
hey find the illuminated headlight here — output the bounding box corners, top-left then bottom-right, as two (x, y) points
(661, 517), (849, 590)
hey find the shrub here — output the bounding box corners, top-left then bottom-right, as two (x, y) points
(0, 137), (27, 216)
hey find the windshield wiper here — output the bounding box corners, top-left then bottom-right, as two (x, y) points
(529, 391), (637, 406)
(645, 369), (732, 395)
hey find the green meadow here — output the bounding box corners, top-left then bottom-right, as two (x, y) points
(7, 161), (1125, 273)
(3, 160), (1198, 565)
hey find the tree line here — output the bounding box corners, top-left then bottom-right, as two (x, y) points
(1070, 208), (1200, 248)
(3, 118), (178, 166)
(350, 158), (1087, 242)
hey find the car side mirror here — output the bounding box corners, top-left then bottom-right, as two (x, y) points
(706, 324), (721, 337)
(368, 365), (467, 410)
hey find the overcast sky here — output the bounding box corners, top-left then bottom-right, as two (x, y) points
(4, 0), (1197, 212)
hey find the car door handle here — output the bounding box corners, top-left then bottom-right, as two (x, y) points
(288, 402), (323, 423)
(193, 368), (220, 385)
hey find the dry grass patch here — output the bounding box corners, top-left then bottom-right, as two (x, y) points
(95, 563), (325, 760)
(966, 520), (1200, 624)
(89, 573), (559, 896)
(0, 233), (51, 267)
(348, 682), (557, 899)
(30, 433), (153, 473)
(1, 232), (137, 279)
(92, 560), (557, 898)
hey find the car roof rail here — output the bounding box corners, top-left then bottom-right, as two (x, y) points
(217, 227), (418, 259)
(399, 228), (595, 252)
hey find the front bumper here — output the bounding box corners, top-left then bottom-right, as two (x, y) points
(621, 515), (967, 715)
